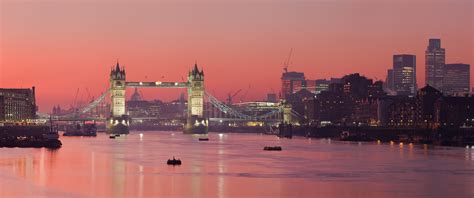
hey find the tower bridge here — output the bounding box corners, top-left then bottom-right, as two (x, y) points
(43, 62), (299, 134)
(108, 62), (205, 134)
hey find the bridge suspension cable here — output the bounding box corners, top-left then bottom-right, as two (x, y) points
(78, 89), (110, 114)
(205, 92), (253, 120)
(37, 89), (110, 119)
(39, 89), (297, 122)
(204, 92), (292, 121)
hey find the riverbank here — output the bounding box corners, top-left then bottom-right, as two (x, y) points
(132, 124), (474, 148)
(301, 126), (474, 147)
(206, 125), (474, 148)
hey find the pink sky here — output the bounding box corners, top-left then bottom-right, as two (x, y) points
(1, 0), (473, 112)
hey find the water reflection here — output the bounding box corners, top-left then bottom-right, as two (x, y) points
(0, 132), (473, 197)
(466, 147), (474, 161)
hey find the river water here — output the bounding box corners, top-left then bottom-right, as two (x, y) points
(0, 131), (473, 198)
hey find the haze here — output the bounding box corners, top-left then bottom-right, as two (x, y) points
(1, 0), (472, 112)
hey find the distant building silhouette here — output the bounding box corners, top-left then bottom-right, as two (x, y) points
(281, 72), (305, 99)
(425, 38), (445, 90)
(315, 78), (341, 94)
(303, 73), (385, 126)
(443, 63), (470, 96)
(266, 93), (278, 102)
(281, 71), (324, 98)
(392, 54), (417, 96)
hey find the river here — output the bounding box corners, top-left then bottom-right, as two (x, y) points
(0, 131), (473, 197)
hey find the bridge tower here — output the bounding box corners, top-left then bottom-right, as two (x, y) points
(107, 62), (130, 134)
(184, 63), (208, 134)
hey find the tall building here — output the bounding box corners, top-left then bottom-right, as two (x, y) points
(393, 54), (417, 96)
(443, 63), (470, 96)
(0, 87), (37, 121)
(281, 72), (305, 99)
(425, 38), (445, 90)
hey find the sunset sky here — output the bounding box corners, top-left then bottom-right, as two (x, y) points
(1, 0), (473, 112)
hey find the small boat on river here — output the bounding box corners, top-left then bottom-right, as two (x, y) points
(263, 146), (282, 151)
(167, 157), (182, 165)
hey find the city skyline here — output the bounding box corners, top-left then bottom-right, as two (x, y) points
(1, 0), (473, 112)
(0, 1), (473, 197)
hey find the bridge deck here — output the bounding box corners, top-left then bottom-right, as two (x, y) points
(126, 81), (188, 88)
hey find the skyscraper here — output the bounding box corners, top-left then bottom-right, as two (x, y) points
(393, 55), (417, 96)
(425, 38), (445, 90)
(443, 63), (470, 96)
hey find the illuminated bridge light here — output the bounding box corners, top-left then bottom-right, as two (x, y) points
(139, 82), (143, 85)
(155, 81), (162, 85)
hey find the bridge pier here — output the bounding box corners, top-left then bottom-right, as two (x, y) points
(107, 115), (130, 134)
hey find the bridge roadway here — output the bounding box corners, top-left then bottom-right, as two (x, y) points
(125, 81), (188, 88)
(51, 117), (280, 122)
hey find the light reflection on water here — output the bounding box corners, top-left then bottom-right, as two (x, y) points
(0, 131), (473, 198)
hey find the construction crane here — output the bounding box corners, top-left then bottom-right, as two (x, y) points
(70, 88), (80, 115)
(283, 48), (293, 73)
(85, 88), (92, 103)
(226, 89), (242, 105)
(240, 84), (252, 103)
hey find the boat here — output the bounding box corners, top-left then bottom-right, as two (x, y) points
(63, 122), (97, 137)
(198, 138), (209, 141)
(167, 157), (182, 165)
(108, 134), (123, 139)
(43, 131), (60, 140)
(263, 146), (282, 151)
